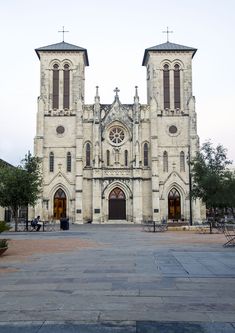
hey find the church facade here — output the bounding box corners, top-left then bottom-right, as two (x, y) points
(34, 39), (203, 223)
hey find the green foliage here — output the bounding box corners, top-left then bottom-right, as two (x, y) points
(0, 239), (8, 248)
(0, 221), (10, 233)
(191, 141), (235, 210)
(0, 152), (42, 230)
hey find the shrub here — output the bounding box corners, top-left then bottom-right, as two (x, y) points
(0, 239), (8, 248)
(0, 221), (10, 233)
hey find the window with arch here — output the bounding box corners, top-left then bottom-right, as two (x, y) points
(144, 143), (149, 166)
(49, 152), (54, 172)
(163, 64), (170, 109)
(163, 151), (168, 172)
(106, 150), (110, 166)
(67, 152), (71, 172)
(52, 64), (59, 109)
(86, 143), (91, 167)
(124, 150), (128, 166)
(174, 64), (181, 109)
(180, 151), (185, 172)
(63, 64), (70, 109)
(168, 187), (181, 219)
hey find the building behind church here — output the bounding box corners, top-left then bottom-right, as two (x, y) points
(34, 39), (204, 223)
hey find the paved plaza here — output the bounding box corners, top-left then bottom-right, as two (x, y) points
(0, 224), (235, 332)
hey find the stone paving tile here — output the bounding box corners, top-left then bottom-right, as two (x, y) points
(0, 321), (136, 333)
(136, 321), (235, 333)
(0, 310), (100, 322)
(0, 322), (43, 333)
(99, 310), (211, 322)
(207, 311), (235, 322)
(1, 225), (235, 329)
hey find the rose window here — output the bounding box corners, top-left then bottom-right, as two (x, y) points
(109, 127), (125, 144)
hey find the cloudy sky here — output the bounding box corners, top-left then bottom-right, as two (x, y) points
(0, 0), (235, 165)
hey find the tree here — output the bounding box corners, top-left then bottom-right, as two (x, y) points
(0, 152), (42, 231)
(191, 141), (235, 218)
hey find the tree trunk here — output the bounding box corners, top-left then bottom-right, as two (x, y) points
(13, 208), (19, 232)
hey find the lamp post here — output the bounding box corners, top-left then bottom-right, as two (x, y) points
(188, 145), (193, 226)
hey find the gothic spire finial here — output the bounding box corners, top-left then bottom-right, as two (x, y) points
(135, 86), (139, 97)
(95, 85), (100, 103)
(134, 85), (139, 103)
(96, 86), (99, 97)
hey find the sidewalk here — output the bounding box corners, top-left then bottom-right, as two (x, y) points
(0, 225), (235, 332)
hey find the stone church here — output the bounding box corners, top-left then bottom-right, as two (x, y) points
(34, 38), (203, 223)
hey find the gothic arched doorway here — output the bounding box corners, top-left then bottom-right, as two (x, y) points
(54, 189), (67, 220)
(168, 188), (181, 220)
(109, 187), (126, 220)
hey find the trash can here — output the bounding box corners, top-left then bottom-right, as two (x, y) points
(60, 218), (69, 230)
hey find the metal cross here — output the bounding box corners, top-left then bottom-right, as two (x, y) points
(162, 27), (173, 42)
(58, 26), (69, 42)
(114, 87), (120, 97)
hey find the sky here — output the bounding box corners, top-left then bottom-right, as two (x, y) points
(0, 0), (235, 165)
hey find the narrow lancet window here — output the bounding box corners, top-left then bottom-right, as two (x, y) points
(107, 150), (110, 166)
(163, 151), (168, 172)
(86, 143), (91, 167)
(67, 152), (71, 172)
(52, 64), (59, 109)
(174, 64), (180, 109)
(49, 152), (54, 172)
(144, 143), (149, 166)
(124, 150), (128, 166)
(180, 151), (185, 172)
(163, 64), (170, 109)
(63, 64), (70, 109)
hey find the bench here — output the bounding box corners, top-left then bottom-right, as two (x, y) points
(16, 220), (57, 232)
(142, 220), (168, 232)
(223, 225), (235, 247)
(196, 220), (224, 234)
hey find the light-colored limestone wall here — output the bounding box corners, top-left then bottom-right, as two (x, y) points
(34, 43), (204, 224)
(0, 207), (5, 221)
(146, 51), (194, 110)
(142, 180), (152, 220)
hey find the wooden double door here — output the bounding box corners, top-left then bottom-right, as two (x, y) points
(54, 189), (66, 220)
(109, 188), (126, 220)
(168, 188), (181, 220)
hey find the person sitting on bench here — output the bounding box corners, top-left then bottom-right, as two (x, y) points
(31, 216), (41, 231)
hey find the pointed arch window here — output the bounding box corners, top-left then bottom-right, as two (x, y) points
(124, 150), (128, 166)
(168, 188), (181, 219)
(106, 150), (110, 166)
(52, 64), (59, 109)
(144, 143), (149, 166)
(86, 143), (91, 167)
(163, 64), (170, 109)
(63, 64), (70, 109)
(163, 151), (168, 172)
(49, 152), (54, 172)
(174, 64), (180, 109)
(67, 152), (71, 172)
(180, 151), (185, 172)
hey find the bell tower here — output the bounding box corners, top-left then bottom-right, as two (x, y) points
(34, 40), (89, 221)
(142, 39), (201, 222)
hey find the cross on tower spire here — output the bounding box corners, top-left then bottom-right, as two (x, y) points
(162, 27), (173, 42)
(58, 26), (69, 42)
(114, 87), (120, 97)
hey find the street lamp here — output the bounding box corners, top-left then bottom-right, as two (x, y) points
(188, 145), (193, 226)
